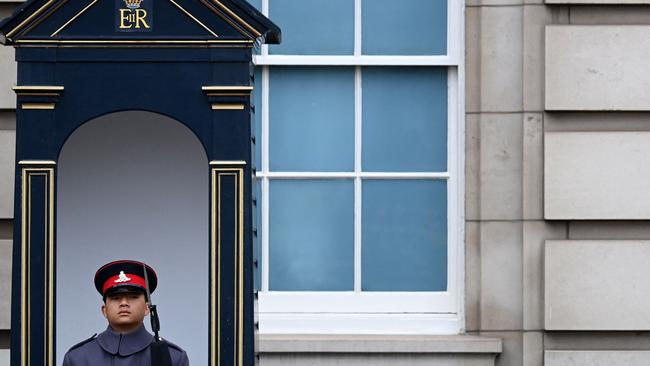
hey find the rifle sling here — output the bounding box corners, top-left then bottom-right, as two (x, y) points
(150, 339), (173, 366)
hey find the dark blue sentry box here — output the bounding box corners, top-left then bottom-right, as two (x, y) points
(0, 0), (279, 364)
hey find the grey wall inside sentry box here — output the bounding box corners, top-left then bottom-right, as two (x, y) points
(57, 111), (208, 365)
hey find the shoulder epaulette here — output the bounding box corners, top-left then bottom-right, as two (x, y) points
(68, 334), (97, 352)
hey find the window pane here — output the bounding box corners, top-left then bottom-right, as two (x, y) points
(362, 67), (447, 172)
(253, 67), (262, 169)
(362, 0), (447, 55)
(269, 0), (354, 55)
(270, 67), (354, 172)
(362, 180), (447, 291)
(270, 180), (354, 291)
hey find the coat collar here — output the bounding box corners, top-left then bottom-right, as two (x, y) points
(97, 324), (153, 356)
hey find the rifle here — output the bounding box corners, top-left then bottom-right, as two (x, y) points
(143, 262), (172, 366)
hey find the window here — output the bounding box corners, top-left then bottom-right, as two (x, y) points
(251, 0), (464, 334)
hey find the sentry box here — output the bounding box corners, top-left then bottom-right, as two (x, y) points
(0, 0), (279, 365)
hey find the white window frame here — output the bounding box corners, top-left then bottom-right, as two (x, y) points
(253, 0), (465, 334)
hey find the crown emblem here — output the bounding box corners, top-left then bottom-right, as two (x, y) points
(114, 271), (132, 283)
(123, 0), (143, 9)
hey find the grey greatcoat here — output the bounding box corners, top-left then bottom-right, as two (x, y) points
(62, 325), (189, 366)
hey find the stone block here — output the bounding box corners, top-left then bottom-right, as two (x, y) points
(546, 0), (650, 3)
(569, 221), (650, 240)
(545, 131), (650, 220)
(546, 26), (650, 111)
(523, 332), (543, 366)
(0, 112), (15, 130)
(523, 6), (550, 112)
(0, 350), (7, 366)
(545, 351), (650, 366)
(522, 113), (542, 220)
(480, 222), (523, 330)
(259, 334), (503, 354)
(259, 334), (502, 366)
(0, 130), (15, 219)
(568, 5), (650, 24)
(544, 332), (650, 350)
(260, 354), (497, 366)
(466, 221), (481, 331)
(0, 47), (15, 109)
(545, 112), (650, 132)
(480, 331), (523, 366)
(523, 221), (565, 330)
(466, 6), (480, 113)
(480, 114), (523, 220)
(469, 0), (524, 6)
(0, 240), (10, 330)
(545, 240), (650, 330)
(0, 1), (15, 111)
(466, 114), (480, 221)
(481, 6), (523, 112)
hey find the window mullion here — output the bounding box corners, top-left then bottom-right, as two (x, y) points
(354, 0), (361, 57)
(354, 66), (362, 293)
(354, 0), (362, 293)
(261, 65), (270, 292)
(354, 66), (363, 292)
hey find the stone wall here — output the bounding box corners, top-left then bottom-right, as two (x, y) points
(467, 1), (650, 365)
(0, 3), (16, 365)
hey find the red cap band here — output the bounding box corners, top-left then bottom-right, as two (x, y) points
(102, 273), (146, 294)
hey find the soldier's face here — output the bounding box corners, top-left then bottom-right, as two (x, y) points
(101, 292), (150, 333)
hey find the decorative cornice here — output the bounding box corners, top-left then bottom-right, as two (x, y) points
(210, 160), (247, 166)
(13, 85), (64, 95)
(202, 86), (252, 112)
(202, 86), (253, 96)
(13, 85), (64, 110)
(18, 160), (57, 165)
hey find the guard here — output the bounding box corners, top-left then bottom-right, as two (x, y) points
(62, 260), (190, 366)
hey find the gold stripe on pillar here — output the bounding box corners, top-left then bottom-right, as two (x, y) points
(19, 160), (55, 366)
(210, 161), (245, 366)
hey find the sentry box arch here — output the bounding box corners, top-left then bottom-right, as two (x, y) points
(0, 0), (279, 364)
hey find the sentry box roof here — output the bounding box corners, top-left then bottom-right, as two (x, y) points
(0, 0), (280, 46)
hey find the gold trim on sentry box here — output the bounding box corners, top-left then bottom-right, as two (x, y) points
(202, 86), (253, 92)
(20, 0), (69, 38)
(50, 0), (99, 37)
(15, 39), (253, 44)
(6, 0), (59, 38)
(19, 161), (57, 165)
(209, 161), (247, 166)
(21, 103), (56, 110)
(212, 103), (245, 111)
(168, 0), (220, 38)
(13, 86), (64, 93)
(197, 0), (254, 40)
(210, 164), (245, 366)
(211, 0), (261, 38)
(211, 170), (218, 366)
(20, 165), (55, 366)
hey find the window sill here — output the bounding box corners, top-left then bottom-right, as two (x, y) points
(258, 313), (463, 334)
(258, 334), (503, 354)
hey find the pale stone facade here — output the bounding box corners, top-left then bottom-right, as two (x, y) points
(3, 1), (650, 365)
(466, 1), (650, 365)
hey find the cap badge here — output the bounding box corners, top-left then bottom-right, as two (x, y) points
(114, 271), (132, 283)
